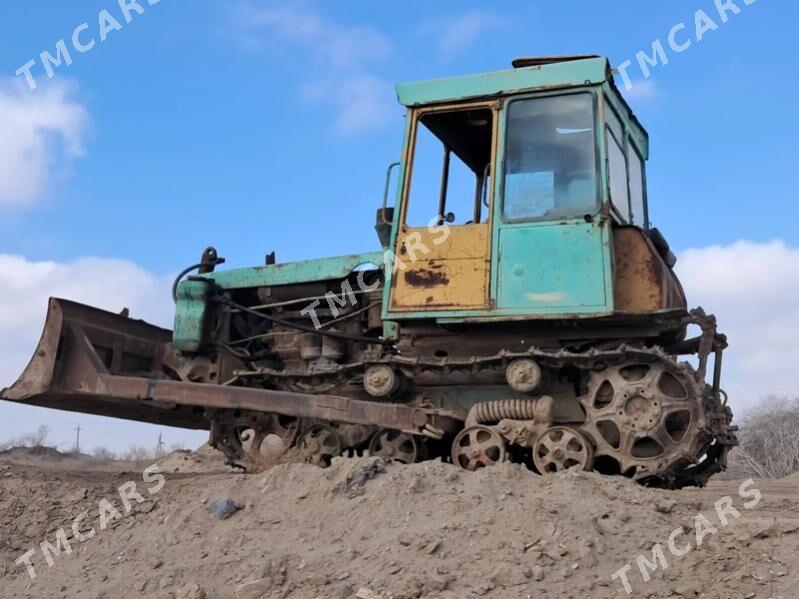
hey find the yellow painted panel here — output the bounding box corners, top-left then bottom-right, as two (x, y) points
(396, 223), (488, 261)
(391, 224), (490, 310)
(391, 258), (488, 309)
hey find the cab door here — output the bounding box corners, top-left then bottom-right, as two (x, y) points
(389, 103), (497, 312)
(491, 91), (613, 315)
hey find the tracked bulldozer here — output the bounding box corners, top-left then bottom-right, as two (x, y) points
(1, 56), (736, 487)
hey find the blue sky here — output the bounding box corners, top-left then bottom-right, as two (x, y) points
(0, 0), (796, 452)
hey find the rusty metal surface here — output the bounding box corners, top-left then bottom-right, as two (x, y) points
(0, 298), (206, 429)
(451, 425), (507, 470)
(505, 359), (544, 393)
(532, 426), (594, 473)
(0, 297), (735, 486)
(100, 374), (455, 436)
(387, 100), (495, 314)
(0, 299), (459, 437)
(403, 267), (451, 288)
(1, 298), (170, 401)
(368, 429), (421, 464)
(613, 227), (686, 313)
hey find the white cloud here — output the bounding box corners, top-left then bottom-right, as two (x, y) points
(421, 10), (507, 59)
(623, 79), (657, 102)
(231, 3), (396, 135)
(0, 254), (172, 388)
(676, 240), (799, 412)
(0, 79), (89, 207)
(300, 72), (395, 136)
(0, 254), (211, 453)
(233, 3), (391, 68)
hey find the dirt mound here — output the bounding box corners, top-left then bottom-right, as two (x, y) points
(0, 446), (102, 470)
(1, 458), (799, 598)
(156, 444), (232, 474)
(0, 443), (231, 475)
(782, 471), (799, 483)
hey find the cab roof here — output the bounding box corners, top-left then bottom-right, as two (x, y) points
(396, 55), (649, 159)
(396, 55), (610, 107)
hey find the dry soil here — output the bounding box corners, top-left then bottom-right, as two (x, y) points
(1, 448), (798, 599)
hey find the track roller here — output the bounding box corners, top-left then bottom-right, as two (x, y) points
(451, 426), (507, 471)
(532, 426), (594, 474)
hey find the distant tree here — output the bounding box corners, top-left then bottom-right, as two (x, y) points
(3, 425), (53, 449)
(123, 445), (155, 462)
(26, 425), (52, 447)
(734, 396), (799, 478)
(92, 446), (117, 461)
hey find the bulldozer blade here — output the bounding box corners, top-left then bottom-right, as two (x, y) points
(0, 298), (208, 430)
(1, 299), (460, 436)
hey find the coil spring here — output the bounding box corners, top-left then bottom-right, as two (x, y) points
(471, 399), (539, 424)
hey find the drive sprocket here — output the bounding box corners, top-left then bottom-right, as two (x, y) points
(578, 359), (712, 484)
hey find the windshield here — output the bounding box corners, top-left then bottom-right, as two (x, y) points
(502, 93), (598, 221)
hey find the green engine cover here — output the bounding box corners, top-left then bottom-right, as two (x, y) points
(173, 279), (215, 353)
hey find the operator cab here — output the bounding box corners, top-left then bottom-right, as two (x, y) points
(382, 56), (669, 321)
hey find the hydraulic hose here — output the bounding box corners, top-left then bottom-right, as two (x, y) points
(222, 298), (393, 346)
(171, 263), (206, 302)
(172, 255), (226, 302)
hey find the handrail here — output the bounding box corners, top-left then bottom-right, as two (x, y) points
(381, 161), (401, 224)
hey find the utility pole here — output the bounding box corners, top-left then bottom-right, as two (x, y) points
(75, 424), (81, 453)
(156, 433), (164, 458)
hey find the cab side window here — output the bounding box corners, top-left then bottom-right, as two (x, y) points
(628, 145), (647, 226)
(607, 130), (630, 222)
(405, 108), (493, 227)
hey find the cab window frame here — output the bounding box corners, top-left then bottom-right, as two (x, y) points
(627, 141), (648, 228)
(400, 101), (499, 229)
(606, 126), (630, 223)
(499, 89), (603, 224)
(604, 102), (632, 224)
(603, 95), (650, 229)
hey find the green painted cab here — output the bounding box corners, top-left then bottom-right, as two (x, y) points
(495, 220), (612, 313)
(173, 55), (676, 347)
(382, 55), (652, 323)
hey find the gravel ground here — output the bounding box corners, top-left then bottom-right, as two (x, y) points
(1, 450), (798, 599)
